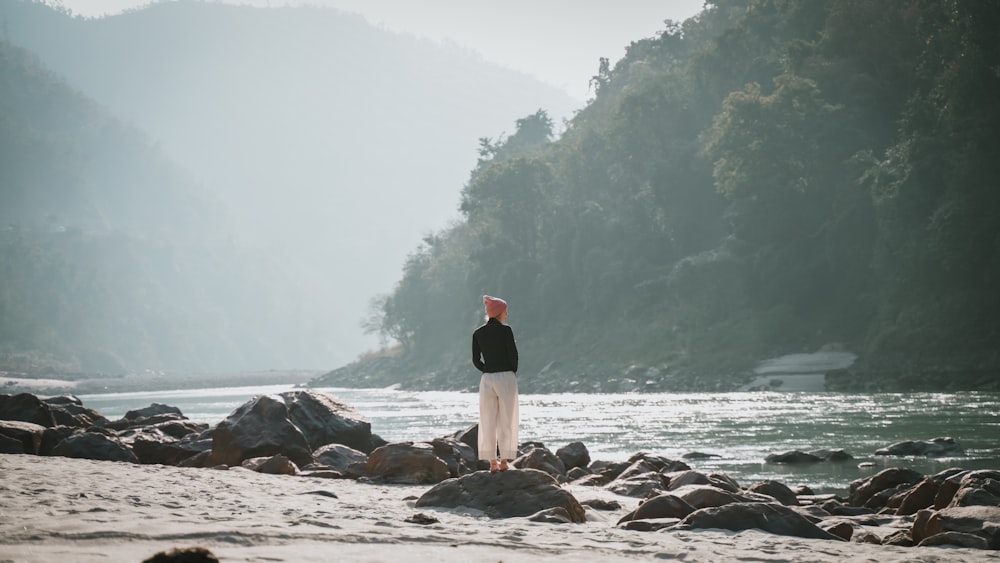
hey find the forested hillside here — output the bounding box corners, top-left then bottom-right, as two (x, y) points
(319, 0), (1000, 392)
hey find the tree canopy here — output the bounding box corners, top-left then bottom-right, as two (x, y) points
(339, 0), (1000, 392)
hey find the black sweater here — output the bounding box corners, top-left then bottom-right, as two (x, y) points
(472, 318), (518, 374)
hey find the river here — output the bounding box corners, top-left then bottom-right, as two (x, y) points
(76, 385), (1000, 495)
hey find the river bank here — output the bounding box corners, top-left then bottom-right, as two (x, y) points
(3, 454), (999, 563)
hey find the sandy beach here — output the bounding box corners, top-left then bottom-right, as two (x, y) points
(2, 454), (997, 562)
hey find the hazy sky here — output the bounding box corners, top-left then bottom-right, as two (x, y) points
(57, 0), (706, 100)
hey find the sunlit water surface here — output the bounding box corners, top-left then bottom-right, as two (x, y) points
(77, 386), (1000, 494)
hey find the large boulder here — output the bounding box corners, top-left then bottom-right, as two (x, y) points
(875, 437), (964, 457)
(948, 470), (1000, 508)
(209, 394), (313, 467)
(52, 430), (139, 463)
(415, 468), (586, 522)
(848, 467), (924, 507)
(280, 390), (374, 453)
(365, 442), (450, 484)
(0, 393), (57, 427)
(676, 502), (846, 541)
(0, 420), (45, 454)
(912, 505), (1000, 548)
(43, 395), (108, 428)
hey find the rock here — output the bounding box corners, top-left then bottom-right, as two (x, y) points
(123, 426), (211, 466)
(365, 442), (450, 484)
(404, 513), (439, 525)
(208, 394), (313, 467)
(875, 437), (964, 457)
(555, 441), (590, 470)
(514, 447), (566, 478)
(821, 521), (854, 540)
(415, 468), (586, 522)
(52, 430), (139, 463)
(427, 437), (478, 477)
(43, 396), (107, 428)
(313, 443), (368, 479)
(848, 467), (924, 507)
(707, 473), (742, 493)
(894, 478), (940, 515)
(676, 502), (846, 541)
(142, 546), (219, 563)
(664, 470), (710, 490)
(580, 498), (621, 511)
(566, 466), (590, 481)
(0, 393), (57, 427)
(918, 531), (990, 549)
(452, 424), (478, 452)
(808, 448), (853, 462)
(880, 529), (914, 546)
(242, 454), (299, 475)
(621, 517), (680, 531)
(606, 471), (668, 498)
(820, 499), (875, 517)
(914, 505), (1000, 548)
(931, 468), (974, 508)
(671, 484), (773, 509)
(617, 493), (696, 524)
(948, 470), (1000, 508)
(124, 403), (183, 421)
(39, 425), (77, 456)
(619, 452), (690, 476)
(682, 451), (720, 460)
(280, 389), (374, 454)
(0, 420), (45, 454)
(527, 507), (578, 523)
(747, 480), (799, 506)
(765, 450), (823, 464)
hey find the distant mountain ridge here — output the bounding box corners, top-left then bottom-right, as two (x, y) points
(0, 0), (580, 370)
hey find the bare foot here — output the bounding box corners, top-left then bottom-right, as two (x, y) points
(490, 459), (500, 473)
(499, 459), (509, 471)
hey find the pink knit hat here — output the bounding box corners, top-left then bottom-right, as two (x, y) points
(483, 295), (507, 318)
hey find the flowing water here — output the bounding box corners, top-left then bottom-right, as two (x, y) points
(76, 385), (1000, 495)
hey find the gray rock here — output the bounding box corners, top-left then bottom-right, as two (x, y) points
(313, 443), (367, 479)
(848, 467), (924, 507)
(415, 468), (586, 522)
(365, 442), (450, 484)
(747, 479), (799, 506)
(617, 493), (696, 524)
(52, 431), (139, 463)
(676, 502), (846, 541)
(875, 437), (964, 457)
(0, 419), (45, 454)
(555, 441), (590, 470)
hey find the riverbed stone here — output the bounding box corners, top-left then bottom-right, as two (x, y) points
(415, 468), (586, 522)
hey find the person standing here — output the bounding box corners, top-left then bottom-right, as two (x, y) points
(472, 295), (519, 472)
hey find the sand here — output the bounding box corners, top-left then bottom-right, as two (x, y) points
(2, 454), (998, 562)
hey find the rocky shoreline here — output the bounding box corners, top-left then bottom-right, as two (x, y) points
(2, 388), (999, 559)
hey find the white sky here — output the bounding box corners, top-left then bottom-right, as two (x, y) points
(55, 0), (706, 100)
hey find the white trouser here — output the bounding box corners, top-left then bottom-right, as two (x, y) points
(478, 371), (519, 461)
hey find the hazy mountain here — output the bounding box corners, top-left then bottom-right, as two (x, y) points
(1, 0), (580, 369)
